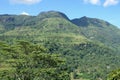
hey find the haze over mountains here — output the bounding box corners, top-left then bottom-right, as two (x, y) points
(0, 11), (120, 80)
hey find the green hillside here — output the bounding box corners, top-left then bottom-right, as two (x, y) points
(37, 11), (70, 20)
(72, 16), (120, 51)
(0, 11), (120, 80)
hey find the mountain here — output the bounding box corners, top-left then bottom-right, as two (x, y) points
(71, 16), (111, 27)
(72, 16), (120, 51)
(0, 14), (37, 30)
(0, 11), (120, 80)
(37, 11), (70, 20)
(0, 11), (85, 44)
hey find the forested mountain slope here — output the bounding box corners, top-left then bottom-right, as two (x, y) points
(72, 16), (120, 51)
(0, 11), (120, 80)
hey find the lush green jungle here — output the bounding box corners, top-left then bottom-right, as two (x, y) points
(0, 11), (120, 80)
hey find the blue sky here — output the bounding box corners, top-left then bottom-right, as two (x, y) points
(0, 0), (120, 27)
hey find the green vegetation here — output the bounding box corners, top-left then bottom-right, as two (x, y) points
(72, 16), (120, 52)
(0, 41), (70, 80)
(0, 11), (120, 80)
(107, 69), (120, 80)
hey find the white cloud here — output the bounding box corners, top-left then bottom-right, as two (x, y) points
(10, 0), (42, 5)
(20, 11), (29, 15)
(84, 0), (101, 5)
(103, 0), (119, 7)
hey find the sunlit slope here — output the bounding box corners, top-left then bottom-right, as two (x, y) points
(72, 16), (120, 51)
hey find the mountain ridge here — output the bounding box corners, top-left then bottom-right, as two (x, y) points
(71, 16), (112, 27)
(0, 11), (120, 80)
(0, 11), (120, 50)
(0, 11), (119, 28)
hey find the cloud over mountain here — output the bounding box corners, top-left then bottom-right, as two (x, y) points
(20, 11), (29, 15)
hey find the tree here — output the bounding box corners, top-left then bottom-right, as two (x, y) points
(107, 69), (120, 80)
(0, 41), (70, 80)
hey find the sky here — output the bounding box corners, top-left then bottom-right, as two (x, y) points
(0, 0), (120, 27)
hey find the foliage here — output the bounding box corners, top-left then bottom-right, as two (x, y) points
(107, 69), (120, 80)
(0, 41), (70, 80)
(0, 11), (120, 80)
(72, 16), (120, 52)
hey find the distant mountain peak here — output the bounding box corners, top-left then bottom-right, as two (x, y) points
(71, 16), (111, 27)
(71, 16), (89, 27)
(37, 11), (70, 20)
(81, 16), (88, 19)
